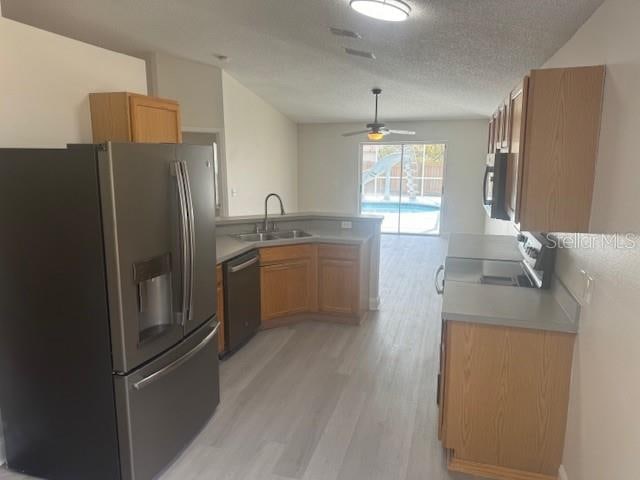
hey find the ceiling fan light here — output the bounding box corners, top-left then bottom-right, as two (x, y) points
(368, 132), (385, 141)
(349, 0), (411, 22)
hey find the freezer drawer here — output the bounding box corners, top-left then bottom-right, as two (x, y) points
(114, 319), (220, 480)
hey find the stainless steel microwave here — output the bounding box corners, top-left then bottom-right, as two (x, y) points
(483, 152), (510, 220)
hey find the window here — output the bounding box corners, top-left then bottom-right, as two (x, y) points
(360, 143), (446, 235)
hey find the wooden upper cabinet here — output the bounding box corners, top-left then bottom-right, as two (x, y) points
(89, 92), (182, 144)
(518, 66), (605, 232)
(488, 65), (605, 232)
(487, 113), (498, 154)
(499, 99), (510, 151)
(504, 78), (529, 221)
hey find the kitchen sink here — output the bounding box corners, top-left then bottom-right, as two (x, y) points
(235, 230), (312, 242)
(272, 229), (312, 240)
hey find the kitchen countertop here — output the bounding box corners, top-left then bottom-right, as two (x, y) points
(442, 280), (578, 333)
(216, 211), (384, 226)
(216, 227), (373, 264)
(442, 233), (580, 334)
(447, 233), (522, 261)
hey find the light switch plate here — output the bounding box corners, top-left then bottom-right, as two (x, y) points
(341, 221), (353, 229)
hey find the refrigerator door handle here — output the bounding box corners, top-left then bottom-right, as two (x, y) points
(132, 322), (219, 391)
(173, 162), (190, 326)
(181, 161), (196, 323)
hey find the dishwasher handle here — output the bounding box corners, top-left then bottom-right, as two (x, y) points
(229, 255), (259, 273)
(434, 265), (445, 295)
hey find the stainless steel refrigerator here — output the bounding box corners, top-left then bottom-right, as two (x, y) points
(0, 143), (220, 480)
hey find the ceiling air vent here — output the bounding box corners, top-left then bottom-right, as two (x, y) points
(344, 48), (376, 60)
(330, 27), (363, 39)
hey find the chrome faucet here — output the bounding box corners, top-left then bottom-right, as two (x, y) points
(258, 193), (286, 233)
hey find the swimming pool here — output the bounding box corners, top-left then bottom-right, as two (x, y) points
(361, 202), (440, 214)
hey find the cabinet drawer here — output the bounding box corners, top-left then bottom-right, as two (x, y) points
(259, 244), (315, 264)
(318, 244), (359, 261)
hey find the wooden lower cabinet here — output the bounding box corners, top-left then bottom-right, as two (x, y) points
(317, 245), (360, 316)
(259, 243), (365, 325)
(259, 244), (317, 324)
(216, 264), (225, 354)
(439, 321), (575, 480)
(261, 258), (315, 320)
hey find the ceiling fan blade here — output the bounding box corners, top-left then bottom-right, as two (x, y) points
(342, 130), (371, 137)
(387, 129), (416, 135)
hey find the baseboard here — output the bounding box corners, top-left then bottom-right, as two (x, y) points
(558, 465), (568, 480)
(369, 296), (380, 310)
(448, 456), (557, 480)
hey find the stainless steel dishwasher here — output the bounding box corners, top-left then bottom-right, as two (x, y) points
(224, 250), (261, 354)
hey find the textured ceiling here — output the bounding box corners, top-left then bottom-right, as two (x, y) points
(1, 0), (604, 123)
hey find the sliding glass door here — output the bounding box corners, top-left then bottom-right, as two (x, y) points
(360, 143), (446, 235)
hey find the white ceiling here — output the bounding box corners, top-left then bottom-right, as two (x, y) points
(1, 0), (604, 123)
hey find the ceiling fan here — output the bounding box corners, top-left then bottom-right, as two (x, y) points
(342, 88), (416, 141)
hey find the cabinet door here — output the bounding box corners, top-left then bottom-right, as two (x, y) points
(494, 110), (502, 152)
(487, 118), (495, 154)
(216, 265), (225, 354)
(261, 259), (313, 320)
(500, 99), (510, 151)
(504, 79), (529, 221)
(318, 258), (358, 316)
(442, 322), (574, 477)
(129, 95), (182, 144)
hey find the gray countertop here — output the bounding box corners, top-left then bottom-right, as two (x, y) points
(442, 234), (580, 334)
(442, 280), (578, 333)
(216, 211), (384, 227)
(447, 233), (522, 261)
(216, 227), (373, 264)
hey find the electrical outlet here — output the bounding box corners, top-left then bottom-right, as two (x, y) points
(341, 221), (353, 229)
(231, 188), (237, 197)
(579, 269), (594, 305)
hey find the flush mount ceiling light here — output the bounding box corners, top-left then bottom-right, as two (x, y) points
(349, 0), (411, 22)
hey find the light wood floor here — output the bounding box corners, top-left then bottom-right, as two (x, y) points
(2, 235), (474, 480)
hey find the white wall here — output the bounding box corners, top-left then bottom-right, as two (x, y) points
(0, 16), (147, 148)
(222, 71), (298, 216)
(545, 2), (640, 478)
(147, 52), (225, 131)
(487, 1), (640, 478)
(0, 12), (147, 465)
(298, 120), (487, 234)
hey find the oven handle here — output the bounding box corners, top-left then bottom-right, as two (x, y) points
(434, 264), (445, 295)
(482, 165), (493, 206)
(132, 322), (219, 391)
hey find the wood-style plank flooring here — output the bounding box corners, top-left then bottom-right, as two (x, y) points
(2, 235), (474, 480)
